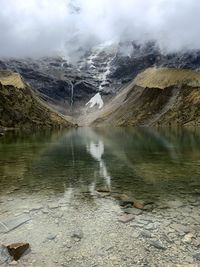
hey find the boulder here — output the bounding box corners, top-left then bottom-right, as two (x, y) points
(6, 243), (30, 261)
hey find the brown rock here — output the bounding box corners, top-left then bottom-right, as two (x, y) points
(133, 201), (144, 210)
(6, 243), (29, 261)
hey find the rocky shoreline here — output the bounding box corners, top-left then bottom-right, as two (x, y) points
(0, 186), (200, 267)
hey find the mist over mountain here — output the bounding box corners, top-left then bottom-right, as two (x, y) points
(1, 0), (200, 60)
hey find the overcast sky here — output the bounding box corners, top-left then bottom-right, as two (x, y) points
(1, 0), (200, 59)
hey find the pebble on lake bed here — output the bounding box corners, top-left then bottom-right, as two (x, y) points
(118, 214), (134, 223)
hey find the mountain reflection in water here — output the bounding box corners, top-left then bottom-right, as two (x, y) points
(0, 127), (200, 203)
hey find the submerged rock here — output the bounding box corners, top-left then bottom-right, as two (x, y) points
(182, 233), (194, 243)
(133, 201), (144, 210)
(6, 243), (30, 261)
(119, 200), (134, 207)
(118, 214), (134, 223)
(46, 234), (57, 241)
(193, 253), (200, 261)
(0, 214), (31, 233)
(140, 230), (152, 238)
(123, 207), (142, 215)
(149, 240), (166, 250)
(72, 230), (83, 240)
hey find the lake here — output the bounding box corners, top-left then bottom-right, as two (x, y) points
(0, 127), (200, 266)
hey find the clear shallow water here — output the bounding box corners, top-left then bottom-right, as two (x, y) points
(0, 127), (200, 266)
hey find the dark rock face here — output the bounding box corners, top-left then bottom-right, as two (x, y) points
(110, 41), (200, 81)
(1, 58), (98, 109)
(1, 41), (200, 116)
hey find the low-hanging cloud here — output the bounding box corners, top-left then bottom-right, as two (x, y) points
(1, 0), (200, 59)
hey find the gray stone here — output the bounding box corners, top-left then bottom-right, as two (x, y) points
(145, 223), (157, 230)
(118, 214), (134, 223)
(123, 207), (142, 215)
(47, 234), (57, 241)
(170, 223), (190, 233)
(72, 230), (83, 240)
(149, 240), (166, 250)
(193, 253), (200, 261)
(143, 204), (154, 211)
(141, 230), (152, 238)
(193, 237), (200, 247)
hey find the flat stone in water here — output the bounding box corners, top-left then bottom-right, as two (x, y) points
(118, 214), (134, 223)
(170, 223), (190, 233)
(0, 214), (31, 233)
(123, 207), (142, 215)
(47, 234), (57, 241)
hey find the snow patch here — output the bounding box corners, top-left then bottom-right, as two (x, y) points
(86, 93), (104, 109)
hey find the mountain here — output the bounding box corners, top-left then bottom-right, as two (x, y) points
(0, 71), (73, 129)
(2, 42), (200, 116)
(2, 41), (200, 126)
(91, 68), (200, 127)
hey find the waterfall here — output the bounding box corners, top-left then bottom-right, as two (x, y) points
(68, 81), (74, 112)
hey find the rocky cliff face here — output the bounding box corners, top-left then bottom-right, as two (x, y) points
(1, 41), (200, 121)
(91, 68), (200, 127)
(0, 42), (200, 109)
(0, 71), (73, 129)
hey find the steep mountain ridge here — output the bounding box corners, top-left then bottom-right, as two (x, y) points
(3, 41), (200, 119)
(91, 68), (200, 127)
(2, 42), (200, 127)
(0, 71), (73, 129)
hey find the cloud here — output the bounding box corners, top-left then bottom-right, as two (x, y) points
(0, 0), (200, 59)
